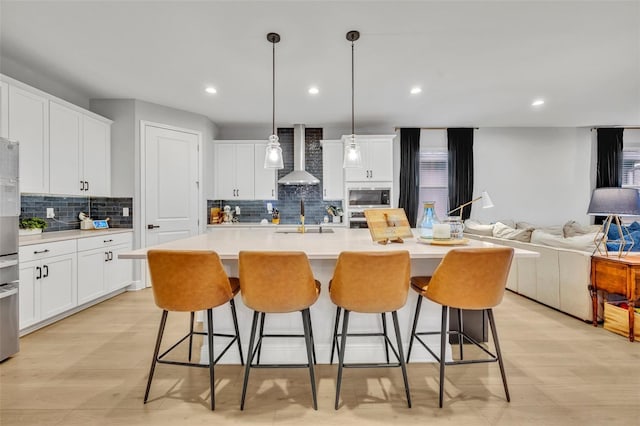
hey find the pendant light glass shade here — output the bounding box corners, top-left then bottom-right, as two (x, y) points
(343, 134), (362, 168)
(264, 32), (284, 169)
(343, 30), (362, 169)
(264, 134), (283, 168)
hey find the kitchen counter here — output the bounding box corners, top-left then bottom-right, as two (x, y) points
(119, 228), (537, 365)
(206, 222), (346, 228)
(19, 228), (133, 246)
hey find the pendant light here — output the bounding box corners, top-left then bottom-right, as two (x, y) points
(343, 30), (362, 168)
(264, 32), (284, 169)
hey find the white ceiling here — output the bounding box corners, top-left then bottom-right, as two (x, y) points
(1, 0), (639, 130)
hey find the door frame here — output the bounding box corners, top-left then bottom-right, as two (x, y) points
(139, 120), (203, 286)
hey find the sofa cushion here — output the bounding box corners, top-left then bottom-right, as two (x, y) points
(563, 220), (602, 238)
(531, 229), (598, 252)
(464, 219), (494, 236)
(492, 221), (533, 242)
(517, 221), (563, 236)
(606, 222), (640, 252)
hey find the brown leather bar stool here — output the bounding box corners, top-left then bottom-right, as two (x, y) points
(329, 250), (412, 410)
(406, 247), (514, 407)
(239, 251), (321, 410)
(144, 250), (244, 410)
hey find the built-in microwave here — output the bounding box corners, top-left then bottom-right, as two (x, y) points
(347, 187), (391, 208)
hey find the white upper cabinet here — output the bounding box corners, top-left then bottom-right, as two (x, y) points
(253, 144), (277, 200)
(49, 101), (82, 195)
(2, 75), (111, 196)
(82, 114), (111, 196)
(214, 142), (255, 200)
(321, 140), (344, 200)
(0, 81), (8, 138)
(49, 102), (111, 196)
(8, 85), (49, 193)
(343, 135), (395, 182)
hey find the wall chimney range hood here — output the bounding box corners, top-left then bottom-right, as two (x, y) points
(278, 124), (320, 185)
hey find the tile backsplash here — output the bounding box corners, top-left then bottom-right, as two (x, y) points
(208, 127), (343, 225)
(20, 195), (133, 232)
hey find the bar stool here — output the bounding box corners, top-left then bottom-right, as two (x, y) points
(329, 250), (412, 410)
(238, 251), (321, 410)
(406, 247), (514, 407)
(144, 250), (244, 410)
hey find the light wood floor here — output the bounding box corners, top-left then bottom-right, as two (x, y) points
(1, 289), (638, 425)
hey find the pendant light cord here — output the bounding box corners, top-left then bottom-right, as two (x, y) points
(351, 40), (355, 137)
(272, 38), (276, 136)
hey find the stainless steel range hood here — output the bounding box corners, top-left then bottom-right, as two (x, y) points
(278, 124), (320, 185)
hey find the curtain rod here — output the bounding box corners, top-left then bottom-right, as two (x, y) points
(393, 127), (479, 131)
(590, 127), (640, 131)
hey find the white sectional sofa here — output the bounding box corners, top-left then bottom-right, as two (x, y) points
(464, 220), (599, 322)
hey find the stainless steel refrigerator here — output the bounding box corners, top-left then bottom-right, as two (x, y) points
(0, 137), (19, 361)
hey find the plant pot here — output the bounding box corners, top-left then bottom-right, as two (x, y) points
(19, 228), (43, 236)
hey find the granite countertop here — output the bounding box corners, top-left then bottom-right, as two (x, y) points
(19, 228), (133, 246)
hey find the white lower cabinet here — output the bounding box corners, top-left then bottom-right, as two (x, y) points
(19, 240), (77, 330)
(19, 232), (133, 333)
(77, 232), (133, 304)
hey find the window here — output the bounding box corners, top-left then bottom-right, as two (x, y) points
(418, 150), (449, 223)
(622, 149), (640, 186)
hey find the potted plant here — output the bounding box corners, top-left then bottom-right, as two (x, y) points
(19, 217), (47, 235)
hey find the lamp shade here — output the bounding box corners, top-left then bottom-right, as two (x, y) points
(587, 187), (640, 216)
(481, 191), (494, 209)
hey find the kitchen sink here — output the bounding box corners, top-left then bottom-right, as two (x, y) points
(275, 228), (334, 234)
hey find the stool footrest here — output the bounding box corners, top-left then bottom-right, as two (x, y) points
(342, 362), (402, 369)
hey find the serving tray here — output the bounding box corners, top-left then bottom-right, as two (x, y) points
(418, 237), (470, 246)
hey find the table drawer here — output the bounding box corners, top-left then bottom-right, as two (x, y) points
(19, 239), (77, 262)
(77, 232), (132, 252)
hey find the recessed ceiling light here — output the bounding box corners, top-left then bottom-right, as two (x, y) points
(205, 87), (217, 94)
(532, 99), (544, 106)
(410, 87), (422, 95)
(308, 87), (319, 95)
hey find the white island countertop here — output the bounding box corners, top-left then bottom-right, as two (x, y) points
(120, 227), (538, 260)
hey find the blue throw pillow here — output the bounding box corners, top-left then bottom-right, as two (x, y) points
(606, 226), (640, 252)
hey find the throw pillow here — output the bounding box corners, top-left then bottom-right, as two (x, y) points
(563, 220), (601, 238)
(492, 221), (533, 242)
(516, 221), (564, 236)
(464, 219), (494, 236)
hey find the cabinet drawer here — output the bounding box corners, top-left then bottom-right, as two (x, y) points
(19, 239), (76, 262)
(77, 232), (132, 252)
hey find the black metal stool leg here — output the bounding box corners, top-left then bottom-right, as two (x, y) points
(302, 309), (318, 410)
(206, 308), (215, 410)
(330, 306), (342, 364)
(256, 312), (266, 365)
(229, 298), (244, 366)
(308, 312), (317, 365)
(457, 308), (464, 360)
(144, 310), (168, 404)
(488, 308), (510, 402)
(381, 312), (390, 364)
(240, 311), (259, 410)
(439, 305), (448, 408)
(188, 311), (195, 362)
(335, 309), (350, 410)
(392, 310), (411, 408)
(406, 295), (423, 362)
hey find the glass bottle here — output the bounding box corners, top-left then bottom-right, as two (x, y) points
(419, 201), (440, 239)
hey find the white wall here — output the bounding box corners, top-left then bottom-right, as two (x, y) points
(473, 127), (594, 226)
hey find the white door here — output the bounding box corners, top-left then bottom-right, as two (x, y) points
(368, 139), (394, 181)
(322, 141), (344, 200)
(254, 144), (277, 200)
(234, 144), (254, 200)
(39, 254), (77, 319)
(144, 124), (199, 248)
(83, 115), (111, 196)
(214, 143), (237, 199)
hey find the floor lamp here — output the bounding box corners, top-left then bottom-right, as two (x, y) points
(587, 187), (640, 257)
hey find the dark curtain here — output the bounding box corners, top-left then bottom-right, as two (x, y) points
(595, 128), (624, 224)
(398, 128), (421, 227)
(447, 128), (474, 220)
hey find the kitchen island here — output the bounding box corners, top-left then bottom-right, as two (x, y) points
(120, 227), (538, 364)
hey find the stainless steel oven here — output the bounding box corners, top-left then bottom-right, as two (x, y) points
(347, 187), (391, 229)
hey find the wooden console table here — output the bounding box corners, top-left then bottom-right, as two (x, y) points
(590, 255), (640, 342)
